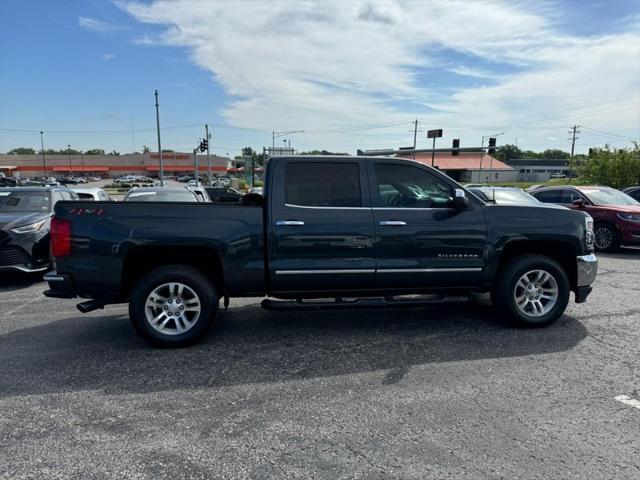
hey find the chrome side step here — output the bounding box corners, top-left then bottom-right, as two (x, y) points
(261, 294), (470, 311)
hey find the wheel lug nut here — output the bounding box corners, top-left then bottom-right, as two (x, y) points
(176, 299), (180, 304)
(168, 299), (173, 304)
(180, 306), (184, 310)
(163, 305), (168, 310)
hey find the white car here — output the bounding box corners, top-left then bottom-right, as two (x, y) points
(72, 188), (112, 201)
(248, 186), (263, 195)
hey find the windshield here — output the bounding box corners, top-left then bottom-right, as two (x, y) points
(581, 188), (639, 206)
(0, 191), (50, 212)
(125, 190), (198, 202)
(492, 189), (540, 205)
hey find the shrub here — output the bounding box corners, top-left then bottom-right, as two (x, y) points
(577, 144), (640, 188)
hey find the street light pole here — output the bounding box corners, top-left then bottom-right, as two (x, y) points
(40, 131), (46, 178)
(154, 90), (164, 187)
(193, 148), (199, 187)
(205, 124), (212, 186)
(68, 144), (71, 177)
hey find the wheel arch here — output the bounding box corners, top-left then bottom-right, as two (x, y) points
(495, 240), (578, 290)
(121, 245), (224, 299)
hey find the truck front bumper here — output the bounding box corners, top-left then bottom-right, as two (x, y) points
(575, 253), (598, 303)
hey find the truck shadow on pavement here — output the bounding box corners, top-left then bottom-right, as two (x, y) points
(0, 301), (588, 397)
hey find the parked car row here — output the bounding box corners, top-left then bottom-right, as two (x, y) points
(529, 185), (640, 252)
(465, 184), (640, 252)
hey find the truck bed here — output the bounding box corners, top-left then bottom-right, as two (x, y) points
(53, 201), (265, 301)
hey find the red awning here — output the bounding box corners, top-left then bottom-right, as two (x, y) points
(52, 166), (110, 172)
(145, 165), (228, 172)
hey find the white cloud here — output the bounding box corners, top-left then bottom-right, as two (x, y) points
(101, 53), (116, 61)
(119, 0), (640, 153)
(78, 16), (123, 33)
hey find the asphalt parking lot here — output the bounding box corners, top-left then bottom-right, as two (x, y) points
(1, 251), (639, 479)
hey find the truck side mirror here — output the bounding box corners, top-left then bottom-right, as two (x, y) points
(452, 189), (469, 210)
(572, 198), (584, 208)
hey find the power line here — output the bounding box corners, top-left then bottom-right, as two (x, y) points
(580, 125), (638, 141)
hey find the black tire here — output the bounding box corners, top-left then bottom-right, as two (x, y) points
(129, 265), (219, 347)
(493, 255), (570, 328)
(593, 223), (620, 252)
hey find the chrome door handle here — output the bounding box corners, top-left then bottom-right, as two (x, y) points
(379, 220), (407, 226)
(276, 220), (305, 226)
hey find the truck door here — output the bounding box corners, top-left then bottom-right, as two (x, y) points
(368, 160), (487, 290)
(269, 159), (376, 294)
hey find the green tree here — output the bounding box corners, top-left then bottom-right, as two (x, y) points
(577, 144), (640, 188)
(84, 149), (105, 155)
(541, 149), (570, 159)
(142, 145), (151, 153)
(7, 147), (36, 154)
(299, 150), (348, 156)
(108, 150), (120, 156)
(493, 144), (523, 162)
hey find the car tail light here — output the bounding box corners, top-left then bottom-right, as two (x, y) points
(51, 217), (72, 258)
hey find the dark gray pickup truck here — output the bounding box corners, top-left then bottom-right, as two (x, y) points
(45, 156), (598, 346)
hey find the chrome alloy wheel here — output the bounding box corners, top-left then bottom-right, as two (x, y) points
(513, 269), (558, 318)
(144, 282), (201, 335)
(594, 226), (613, 250)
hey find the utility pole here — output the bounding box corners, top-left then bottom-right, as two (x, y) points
(205, 124), (212, 186)
(40, 131), (46, 178)
(568, 124), (580, 158)
(412, 119), (419, 160)
(67, 144), (72, 177)
(154, 90), (164, 186)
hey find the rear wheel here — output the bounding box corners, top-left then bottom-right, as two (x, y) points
(493, 255), (569, 328)
(129, 265), (219, 347)
(594, 223), (619, 252)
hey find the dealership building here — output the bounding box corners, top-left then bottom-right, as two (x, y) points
(0, 152), (233, 179)
(397, 152), (518, 183)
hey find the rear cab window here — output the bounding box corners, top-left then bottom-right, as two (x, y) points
(285, 162), (361, 207)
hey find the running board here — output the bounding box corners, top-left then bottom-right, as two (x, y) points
(261, 294), (470, 311)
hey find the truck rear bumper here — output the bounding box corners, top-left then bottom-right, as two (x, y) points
(43, 271), (77, 299)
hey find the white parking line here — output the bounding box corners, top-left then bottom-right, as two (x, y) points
(615, 395), (640, 410)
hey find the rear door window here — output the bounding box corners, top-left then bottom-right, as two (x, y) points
(285, 162), (361, 207)
(533, 190), (563, 203)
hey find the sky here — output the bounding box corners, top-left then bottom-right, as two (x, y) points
(0, 0), (638, 156)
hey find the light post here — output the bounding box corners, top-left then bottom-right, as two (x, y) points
(487, 132), (505, 183)
(272, 130), (304, 150)
(154, 90), (164, 186)
(40, 131), (46, 178)
(67, 144), (72, 178)
(478, 132), (504, 183)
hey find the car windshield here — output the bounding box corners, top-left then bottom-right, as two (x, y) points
(125, 190), (198, 202)
(0, 191), (50, 212)
(581, 188), (640, 206)
(492, 189), (540, 205)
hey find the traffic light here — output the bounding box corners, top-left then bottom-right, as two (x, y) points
(199, 139), (208, 153)
(488, 137), (496, 155)
(452, 139), (460, 156)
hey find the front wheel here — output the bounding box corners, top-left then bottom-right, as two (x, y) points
(129, 265), (219, 347)
(493, 255), (570, 328)
(594, 223), (620, 252)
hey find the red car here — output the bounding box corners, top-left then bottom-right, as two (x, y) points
(531, 186), (640, 251)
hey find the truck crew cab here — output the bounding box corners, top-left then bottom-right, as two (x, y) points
(44, 156), (598, 347)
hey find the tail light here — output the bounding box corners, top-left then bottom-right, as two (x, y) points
(51, 217), (72, 258)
